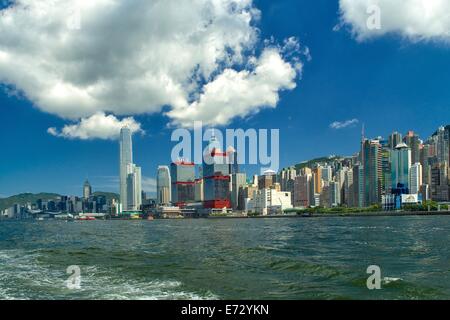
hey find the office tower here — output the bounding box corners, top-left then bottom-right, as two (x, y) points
(280, 167), (296, 190)
(389, 131), (403, 150)
(203, 143), (231, 209)
(231, 173), (247, 210)
(294, 173), (312, 208)
(336, 167), (348, 205)
(119, 127), (133, 209)
(381, 146), (392, 195)
(227, 146), (239, 175)
(391, 143), (412, 191)
(403, 131), (421, 165)
(353, 164), (365, 207)
(431, 162), (449, 202)
(363, 139), (382, 206)
(320, 185), (330, 208)
(329, 181), (339, 207)
(83, 179), (92, 199)
(321, 165), (333, 183)
(420, 144), (433, 186)
(280, 167), (297, 204)
(312, 166), (323, 194)
(410, 163), (423, 195)
(126, 163), (142, 211)
(436, 126), (449, 164)
(258, 170), (276, 190)
(344, 169), (354, 207)
(157, 166), (172, 205)
(170, 161), (196, 207)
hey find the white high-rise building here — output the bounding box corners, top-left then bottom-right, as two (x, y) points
(410, 163), (423, 195)
(126, 163), (142, 211)
(83, 179), (92, 199)
(120, 127), (133, 210)
(321, 165), (333, 183)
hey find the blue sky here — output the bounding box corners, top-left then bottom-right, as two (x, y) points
(1, 0), (450, 197)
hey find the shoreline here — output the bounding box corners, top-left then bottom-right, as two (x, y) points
(205, 211), (450, 220)
(2, 211), (450, 222)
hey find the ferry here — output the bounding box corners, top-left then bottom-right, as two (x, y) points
(77, 215), (97, 221)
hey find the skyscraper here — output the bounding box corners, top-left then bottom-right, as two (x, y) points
(352, 163), (365, 208)
(83, 179), (92, 199)
(381, 148), (392, 195)
(344, 169), (354, 207)
(410, 163), (423, 195)
(431, 162), (449, 202)
(363, 139), (382, 206)
(120, 127), (133, 209)
(312, 166), (322, 194)
(126, 163), (142, 211)
(436, 126), (449, 164)
(171, 161), (196, 207)
(280, 167), (297, 204)
(389, 131), (403, 150)
(293, 173), (312, 208)
(391, 142), (412, 191)
(321, 165), (333, 183)
(203, 144), (231, 209)
(403, 131), (421, 165)
(157, 166), (172, 205)
(231, 173), (247, 210)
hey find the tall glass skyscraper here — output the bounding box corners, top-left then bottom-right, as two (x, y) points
(120, 127), (133, 210)
(157, 166), (171, 205)
(126, 163), (142, 211)
(391, 143), (412, 190)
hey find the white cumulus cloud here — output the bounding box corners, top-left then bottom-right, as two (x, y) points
(330, 118), (359, 130)
(48, 113), (143, 140)
(338, 0), (450, 42)
(167, 47), (299, 127)
(0, 0), (304, 138)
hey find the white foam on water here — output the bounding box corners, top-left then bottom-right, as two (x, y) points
(383, 277), (403, 285)
(0, 249), (218, 300)
(77, 272), (218, 300)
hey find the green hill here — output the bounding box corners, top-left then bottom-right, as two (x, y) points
(292, 156), (342, 171)
(0, 193), (61, 211)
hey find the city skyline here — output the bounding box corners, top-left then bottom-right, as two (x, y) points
(2, 1), (450, 197)
(0, 124), (448, 199)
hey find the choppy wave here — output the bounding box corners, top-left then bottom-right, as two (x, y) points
(0, 249), (217, 300)
(2, 217), (450, 300)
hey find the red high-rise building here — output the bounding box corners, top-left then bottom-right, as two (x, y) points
(203, 147), (231, 209)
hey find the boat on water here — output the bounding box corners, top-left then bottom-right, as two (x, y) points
(77, 216), (96, 221)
